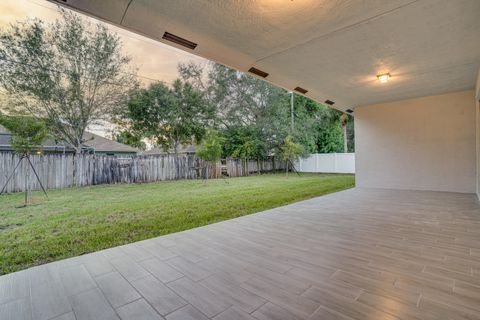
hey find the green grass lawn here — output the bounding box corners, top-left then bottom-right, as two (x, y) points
(0, 173), (354, 274)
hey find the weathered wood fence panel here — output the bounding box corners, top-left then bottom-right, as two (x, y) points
(0, 152), (284, 193)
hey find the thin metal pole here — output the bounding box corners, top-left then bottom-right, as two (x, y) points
(341, 113), (348, 153)
(24, 156), (29, 205)
(26, 155), (48, 199)
(0, 155), (24, 195)
(290, 92), (294, 132)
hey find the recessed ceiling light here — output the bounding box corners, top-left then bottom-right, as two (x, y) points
(377, 73), (391, 84)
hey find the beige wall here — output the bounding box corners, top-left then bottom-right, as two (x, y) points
(356, 90), (476, 193)
(476, 70), (480, 199)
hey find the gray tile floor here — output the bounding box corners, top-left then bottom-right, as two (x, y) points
(1, 188), (480, 320)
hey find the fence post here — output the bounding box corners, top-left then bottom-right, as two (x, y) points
(334, 153), (338, 173)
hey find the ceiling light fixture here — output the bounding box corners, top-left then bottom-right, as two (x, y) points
(377, 73), (390, 84)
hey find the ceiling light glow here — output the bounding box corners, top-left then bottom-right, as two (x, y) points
(377, 73), (391, 84)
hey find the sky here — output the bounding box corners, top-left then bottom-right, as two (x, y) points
(0, 0), (208, 137)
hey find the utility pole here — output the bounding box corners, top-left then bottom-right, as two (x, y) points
(290, 91), (294, 132)
(341, 112), (348, 153)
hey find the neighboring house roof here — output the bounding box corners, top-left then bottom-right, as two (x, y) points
(142, 144), (197, 155)
(83, 132), (139, 154)
(0, 124), (138, 154)
(0, 124), (69, 152)
(0, 124), (9, 134)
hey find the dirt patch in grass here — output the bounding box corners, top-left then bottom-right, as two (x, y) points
(0, 223), (23, 233)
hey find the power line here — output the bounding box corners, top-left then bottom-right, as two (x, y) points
(0, 56), (171, 88)
(0, 39), (176, 85)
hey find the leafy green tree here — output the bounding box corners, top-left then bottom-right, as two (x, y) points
(0, 115), (47, 154)
(0, 115), (48, 205)
(0, 10), (137, 184)
(223, 125), (266, 159)
(291, 95), (323, 153)
(114, 130), (146, 150)
(0, 9), (136, 155)
(196, 129), (224, 180)
(181, 62), (290, 155)
(280, 135), (304, 177)
(310, 103), (347, 153)
(122, 82), (172, 148)
(179, 62), (352, 158)
(170, 79), (215, 150)
(317, 123), (343, 153)
(222, 125), (266, 174)
(121, 80), (214, 154)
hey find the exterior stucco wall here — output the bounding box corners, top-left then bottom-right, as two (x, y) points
(476, 70), (480, 199)
(355, 90), (476, 193)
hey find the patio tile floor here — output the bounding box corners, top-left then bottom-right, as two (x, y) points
(1, 188), (480, 319)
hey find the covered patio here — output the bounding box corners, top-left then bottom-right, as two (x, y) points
(2, 188), (480, 320)
(2, 0), (480, 319)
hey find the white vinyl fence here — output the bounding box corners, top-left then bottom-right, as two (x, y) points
(295, 153), (355, 174)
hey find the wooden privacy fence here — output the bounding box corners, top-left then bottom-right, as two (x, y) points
(0, 152), (285, 193)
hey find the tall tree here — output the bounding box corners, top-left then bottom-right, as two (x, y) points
(179, 61), (354, 156)
(121, 80), (214, 154)
(180, 62), (292, 156)
(0, 9), (137, 155)
(290, 94), (323, 153)
(314, 105), (345, 153)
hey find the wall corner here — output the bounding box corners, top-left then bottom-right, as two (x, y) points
(476, 68), (480, 200)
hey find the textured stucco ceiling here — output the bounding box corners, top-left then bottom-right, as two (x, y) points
(48, 0), (480, 111)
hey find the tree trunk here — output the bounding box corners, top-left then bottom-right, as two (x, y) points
(72, 146), (82, 187)
(285, 161), (289, 177)
(72, 154), (76, 187)
(72, 150), (79, 187)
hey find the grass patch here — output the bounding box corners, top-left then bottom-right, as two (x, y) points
(0, 173), (354, 274)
